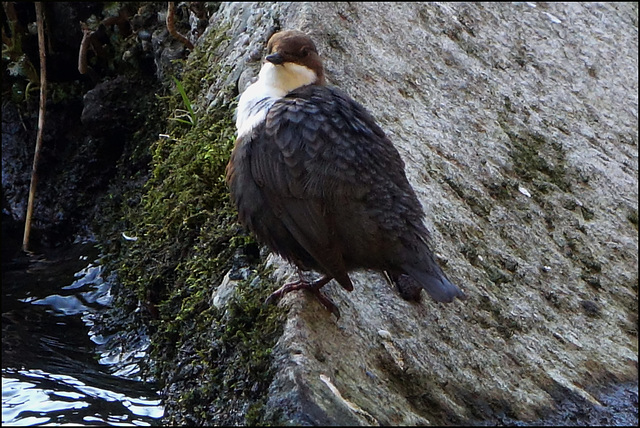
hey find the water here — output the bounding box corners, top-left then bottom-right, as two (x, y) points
(2, 242), (164, 426)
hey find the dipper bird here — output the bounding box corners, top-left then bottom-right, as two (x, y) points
(226, 30), (465, 317)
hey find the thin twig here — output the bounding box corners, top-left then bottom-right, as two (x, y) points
(78, 22), (92, 74)
(2, 2), (18, 46)
(23, 2), (47, 252)
(166, 2), (194, 50)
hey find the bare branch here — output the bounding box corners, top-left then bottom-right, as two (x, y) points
(78, 22), (93, 75)
(23, 2), (48, 252)
(166, 2), (194, 50)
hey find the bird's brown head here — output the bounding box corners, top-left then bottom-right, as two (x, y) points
(263, 30), (325, 86)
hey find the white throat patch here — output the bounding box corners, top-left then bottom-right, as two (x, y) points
(236, 62), (317, 138)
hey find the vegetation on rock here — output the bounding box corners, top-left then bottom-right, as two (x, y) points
(103, 25), (286, 425)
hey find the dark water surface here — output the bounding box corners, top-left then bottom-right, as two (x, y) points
(2, 242), (164, 426)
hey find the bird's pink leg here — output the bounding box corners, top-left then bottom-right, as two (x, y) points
(265, 274), (340, 318)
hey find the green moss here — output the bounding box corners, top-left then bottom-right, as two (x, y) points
(156, 261), (285, 426)
(460, 241), (481, 266)
(580, 205), (595, 221)
(581, 273), (602, 290)
(498, 113), (571, 195)
(485, 180), (514, 201)
(627, 209), (638, 229)
(484, 264), (510, 285)
(109, 24), (286, 425)
(444, 176), (492, 218)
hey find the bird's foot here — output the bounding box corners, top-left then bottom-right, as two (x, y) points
(265, 275), (340, 319)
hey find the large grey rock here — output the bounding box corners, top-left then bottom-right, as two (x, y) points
(202, 2), (637, 424)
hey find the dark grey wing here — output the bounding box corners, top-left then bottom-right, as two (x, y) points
(248, 87), (354, 289)
(249, 86), (425, 288)
(302, 86), (428, 235)
(254, 85), (465, 303)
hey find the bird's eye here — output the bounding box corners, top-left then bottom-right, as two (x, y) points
(300, 47), (309, 57)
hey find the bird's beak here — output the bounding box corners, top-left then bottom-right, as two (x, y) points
(265, 52), (284, 65)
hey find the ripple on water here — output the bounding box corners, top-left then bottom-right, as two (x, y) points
(2, 243), (164, 426)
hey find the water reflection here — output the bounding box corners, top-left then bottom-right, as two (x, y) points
(3, 368), (162, 425)
(2, 243), (164, 426)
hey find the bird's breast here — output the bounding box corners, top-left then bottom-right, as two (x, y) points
(236, 81), (285, 139)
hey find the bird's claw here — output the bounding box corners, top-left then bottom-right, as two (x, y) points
(265, 278), (340, 319)
(264, 279), (304, 306)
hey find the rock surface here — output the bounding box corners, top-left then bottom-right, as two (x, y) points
(199, 2), (637, 424)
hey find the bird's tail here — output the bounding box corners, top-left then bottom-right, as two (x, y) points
(400, 263), (466, 303)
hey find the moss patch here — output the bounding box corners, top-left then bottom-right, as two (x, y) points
(627, 208), (638, 229)
(497, 100), (571, 197)
(444, 176), (492, 218)
(107, 25), (286, 425)
(503, 128), (570, 195)
(507, 133), (571, 193)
